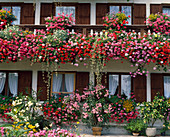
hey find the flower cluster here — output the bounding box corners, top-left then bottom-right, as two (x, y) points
(110, 92), (139, 123)
(42, 94), (81, 126)
(147, 13), (170, 35)
(77, 85), (111, 127)
(0, 13), (168, 76)
(0, 94), (14, 122)
(103, 12), (130, 31)
(10, 94), (52, 133)
(0, 9), (16, 29)
(45, 13), (75, 33)
(28, 128), (78, 137)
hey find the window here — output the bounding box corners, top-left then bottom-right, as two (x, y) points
(56, 6), (75, 19)
(164, 76), (170, 98)
(2, 6), (21, 25)
(163, 7), (170, 15)
(0, 72), (18, 97)
(51, 72), (75, 97)
(110, 5), (132, 25)
(109, 74), (131, 98)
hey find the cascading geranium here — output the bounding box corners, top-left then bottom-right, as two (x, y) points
(147, 13), (170, 35)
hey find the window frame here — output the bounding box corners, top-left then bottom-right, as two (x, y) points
(55, 3), (77, 20)
(0, 71), (19, 96)
(108, 3), (133, 25)
(163, 73), (170, 98)
(0, 3), (22, 25)
(51, 71), (76, 96)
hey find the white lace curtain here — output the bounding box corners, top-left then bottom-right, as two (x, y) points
(164, 76), (170, 98)
(0, 72), (6, 94)
(2, 6), (21, 25)
(121, 75), (131, 99)
(52, 73), (62, 92)
(56, 6), (75, 19)
(65, 74), (74, 92)
(109, 75), (119, 96)
(8, 73), (18, 97)
(110, 6), (119, 14)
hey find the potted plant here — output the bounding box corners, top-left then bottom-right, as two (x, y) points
(139, 94), (168, 137)
(125, 118), (147, 136)
(79, 85), (111, 136)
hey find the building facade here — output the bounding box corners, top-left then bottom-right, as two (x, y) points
(0, 0), (169, 102)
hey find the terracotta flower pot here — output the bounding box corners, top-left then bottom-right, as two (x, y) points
(92, 127), (102, 136)
(146, 127), (156, 137)
(132, 132), (139, 136)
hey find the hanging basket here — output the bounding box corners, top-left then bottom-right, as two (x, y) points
(92, 127), (102, 136)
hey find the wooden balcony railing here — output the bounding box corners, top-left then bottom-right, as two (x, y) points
(18, 24), (149, 36)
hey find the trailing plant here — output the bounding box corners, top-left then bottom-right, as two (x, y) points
(45, 13), (75, 33)
(147, 13), (170, 35)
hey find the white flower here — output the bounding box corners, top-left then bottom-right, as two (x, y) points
(28, 101), (33, 107)
(35, 123), (39, 128)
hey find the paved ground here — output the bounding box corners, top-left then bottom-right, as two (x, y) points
(81, 135), (170, 137)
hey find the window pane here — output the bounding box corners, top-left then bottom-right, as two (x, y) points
(121, 6), (131, 25)
(2, 6), (11, 11)
(109, 75), (119, 96)
(121, 75), (131, 99)
(56, 6), (75, 19)
(164, 76), (170, 98)
(12, 6), (21, 25)
(65, 74), (74, 92)
(0, 72), (6, 95)
(8, 73), (18, 97)
(52, 73), (63, 92)
(110, 6), (119, 14)
(163, 7), (170, 15)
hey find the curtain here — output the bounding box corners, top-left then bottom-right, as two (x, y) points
(121, 6), (131, 25)
(52, 73), (62, 92)
(121, 75), (131, 99)
(109, 75), (119, 96)
(110, 6), (119, 14)
(8, 73), (18, 97)
(0, 72), (6, 94)
(65, 74), (74, 92)
(164, 76), (170, 98)
(56, 6), (75, 19)
(163, 8), (170, 15)
(12, 6), (21, 25)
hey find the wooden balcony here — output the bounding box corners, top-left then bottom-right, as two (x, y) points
(18, 24), (148, 36)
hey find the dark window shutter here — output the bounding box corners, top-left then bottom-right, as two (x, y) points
(133, 75), (146, 102)
(101, 73), (108, 88)
(21, 3), (35, 24)
(76, 3), (90, 24)
(37, 71), (49, 101)
(151, 73), (164, 101)
(40, 3), (54, 24)
(150, 4), (162, 14)
(133, 4), (146, 24)
(96, 3), (108, 24)
(76, 72), (89, 93)
(18, 71), (32, 95)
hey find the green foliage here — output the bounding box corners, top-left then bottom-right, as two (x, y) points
(125, 118), (147, 133)
(139, 93), (170, 128)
